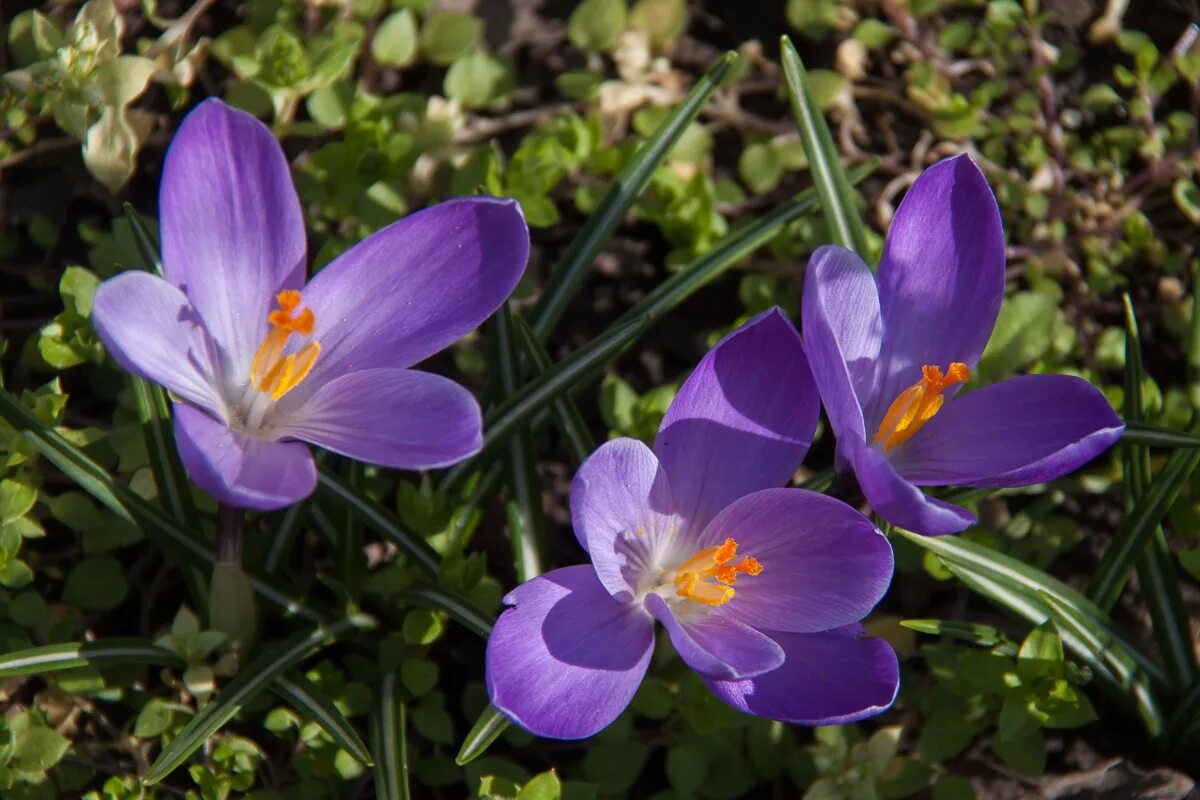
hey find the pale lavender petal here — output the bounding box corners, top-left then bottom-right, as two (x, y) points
(693, 488), (892, 633)
(645, 594), (784, 681)
(173, 403), (316, 510)
(486, 566), (654, 740)
(569, 438), (677, 600)
(892, 375), (1124, 487)
(272, 368), (481, 470)
(295, 197), (529, 399)
(872, 156), (1005, 425)
(801, 245), (882, 445)
(92, 272), (222, 414)
(849, 437), (976, 536)
(160, 99), (306, 380)
(654, 308), (818, 532)
(705, 624), (899, 725)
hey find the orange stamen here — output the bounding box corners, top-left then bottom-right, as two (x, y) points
(673, 538), (763, 607)
(250, 291), (320, 400)
(873, 362), (969, 452)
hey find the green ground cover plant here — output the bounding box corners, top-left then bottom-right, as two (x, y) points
(1, 1), (1199, 798)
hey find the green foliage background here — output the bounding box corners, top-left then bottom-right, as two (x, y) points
(2, 0), (1200, 798)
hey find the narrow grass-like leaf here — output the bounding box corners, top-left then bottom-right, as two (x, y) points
(1112, 295), (1196, 689)
(0, 640), (184, 678)
(271, 673), (374, 766)
(371, 671), (411, 800)
(406, 588), (493, 637)
(513, 316), (595, 466)
(900, 619), (1017, 655)
(143, 613), (376, 784)
(442, 166), (874, 491)
(123, 203), (164, 275)
(128, 375), (206, 607)
(315, 469), (440, 577)
(1037, 591), (1164, 736)
(1088, 445), (1200, 610)
(1167, 679), (1200, 745)
(528, 51), (737, 340)
(263, 498), (310, 575)
(1121, 423), (1200, 448)
(493, 309), (544, 582)
(456, 704), (510, 766)
(0, 388), (324, 623)
(448, 464), (503, 553)
(798, 467), (835, 492)
(780, 36), (870, 257)
(896, 529), (1167, 689)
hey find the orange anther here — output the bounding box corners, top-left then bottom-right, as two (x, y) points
(873, 362), (970, 452)
(251, 292), (320, 399)
(673, 538), (763, 606)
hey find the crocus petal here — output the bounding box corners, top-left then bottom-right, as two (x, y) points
(705, 625), (899, 725)
(892, 374), (1124, 487)
(173, 403), (316, 510)
(486, 566), (655, 740)
(92, 272), (222, 414)
(570, 438), (677, 600)
(160, 99), (306, 380)
(694, 488), (893, 633)
(873, 156), (1004, 423)
(295, 197), (529, 397)
(849, 437), (976, 536)
(801, 245), (882, 446)
(272, 368), (481, 470)
(653, 308), (818, 532)
(645, 594), (784, 681)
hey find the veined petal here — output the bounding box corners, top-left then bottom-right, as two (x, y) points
(570, 438), (677, 600)
(801, 245), (882, 445)
(873, 156), (1004, 425)
(486, 566), (655, 740)
(295, 197), (529, 398)
(654, 308), (818, 533)
(694, 488), (893, 633)
(705, 625), (899, 725)
(173, 403), (316, 510)
(92, 271), (222, 414)
(160, 99), (306, 380)
(893, 375), (1124, 487)
(645, 594), (784, 681)
(273, 368), (481, 470)
(849, 437), (976, 536)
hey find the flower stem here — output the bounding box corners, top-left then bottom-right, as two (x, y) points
(216, 504), (245, 565)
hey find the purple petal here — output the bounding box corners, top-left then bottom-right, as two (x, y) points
(486, 566), (654, 740)
(892, 375), (1124, 487)
(92, 271), (222, 414)
(160, 99), (306, 379)
(693, 488), (893, 633)
(570, 438), (677, 600)
(295, 197), (529, 397)
(173, 403), (316, 510)
(801, 245), (882, 446)
(654, 308), (818, 532)
(273, 368), (481, 470)
(872, 156), (1004, 426)
(849, 437), (976, 535)
(645, 594), (784, 681)
(705, 625), (899, 725)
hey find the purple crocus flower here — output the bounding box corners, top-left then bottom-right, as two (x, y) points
(485, 310), (898, 739)
(90, 100), (529, 510)
(802, 155), (1124, 536)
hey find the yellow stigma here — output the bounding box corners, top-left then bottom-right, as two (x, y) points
(250, 290), (321, 400)
(673, 538), (763, 608)
(873, 362), (969, 452)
